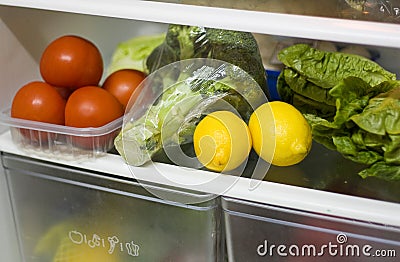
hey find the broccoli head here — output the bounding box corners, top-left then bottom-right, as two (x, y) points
(146, 24), (270, 99)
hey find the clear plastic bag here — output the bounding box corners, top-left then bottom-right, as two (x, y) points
(339, 0), (400, 23)
(145, 24), (270, 99)
(115, 58), (268, 168)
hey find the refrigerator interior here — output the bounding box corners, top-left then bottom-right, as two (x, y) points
(1, 3), (400, 200)
(1, 1), (400, 261)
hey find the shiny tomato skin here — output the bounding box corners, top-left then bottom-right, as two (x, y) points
(102, 69), (146, 110)
(65, 86), (124, 149)
(40, 35), (103, 89)
(11, 81), (66, 143)
(65, 86), (123, 128)
(11, 81), (66, 124)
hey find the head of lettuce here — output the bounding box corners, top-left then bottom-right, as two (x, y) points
(277, 44), (400, 181)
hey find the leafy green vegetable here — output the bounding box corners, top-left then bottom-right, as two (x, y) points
(351, 87), (400, 136)
(278, 44), (396, 88)
(277, 44), (396, 118)
(276, 43), (400, 181)
(146, 24), (269, 99)
(359, 161), (400, 180)
(304, 79), (400, 181)
(114, 80), (203, 166)
(107, 33), (166, 75)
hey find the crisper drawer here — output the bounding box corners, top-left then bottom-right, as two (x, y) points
(222, 197), (400, 262)
(1, 153), (221, 262)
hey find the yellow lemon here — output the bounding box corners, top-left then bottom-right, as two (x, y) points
(53, 237), (119, 262)
(248, 101), (312, 166)
(193, 111), (252, 172)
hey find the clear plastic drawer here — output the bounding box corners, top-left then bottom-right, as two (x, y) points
(1, 153), (221, 262)
(222, 196), (400, 262)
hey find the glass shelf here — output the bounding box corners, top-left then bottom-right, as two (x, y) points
(1, 0), (400, 48)
(151, 0), (400, 24)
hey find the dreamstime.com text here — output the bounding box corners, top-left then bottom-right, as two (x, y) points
(257, 233), (397, 258)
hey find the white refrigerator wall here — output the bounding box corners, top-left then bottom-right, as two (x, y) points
(0, 17), (38, 133)
(0, 21), (36, 260)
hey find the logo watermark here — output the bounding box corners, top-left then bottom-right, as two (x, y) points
(257, 233), (397, 258)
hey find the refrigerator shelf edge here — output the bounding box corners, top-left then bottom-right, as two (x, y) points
(1, 0), (400, 48)
(1, 130), (399, 228)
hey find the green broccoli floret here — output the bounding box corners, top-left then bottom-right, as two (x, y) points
(206, 29), (268, 97)
(146, 25), (269, 99)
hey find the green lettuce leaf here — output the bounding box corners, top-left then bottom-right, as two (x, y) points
(278, 44), (396, 89)
(305, 78), (400, 181)
(329, 77), (373, 126)
(351, 86), (400, 136)
(282, 68), (336, 105)
(333, 136), (383, 165)
(384, 135), (400, 165)
(359, 161), (400, 180)
(107, 33), (166, 75)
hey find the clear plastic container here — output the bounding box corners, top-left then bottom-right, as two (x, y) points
(1, 153), (221, 262)
(222, 196), (400, 262)
(0, 108), (122, 161)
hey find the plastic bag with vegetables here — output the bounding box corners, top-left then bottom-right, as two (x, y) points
(340, 0), (400, 23)
(113, 25), (270, 167)
(114, 58), (267, 167)
(146, 24), (270, 99)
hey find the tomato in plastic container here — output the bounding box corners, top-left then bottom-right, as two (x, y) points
(65, 86), (123, 150)
(40, 35), (103, 89)
(102, 69), (146, 110)
(11, 81), (66, 145)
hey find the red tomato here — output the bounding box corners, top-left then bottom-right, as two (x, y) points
(11, 81), (66, 143)
(40, 35), (103, 89)
(102, 69), (146, 110)
(11, 81), (66, 124)
(65, 86), (123, 149)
